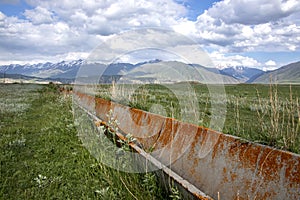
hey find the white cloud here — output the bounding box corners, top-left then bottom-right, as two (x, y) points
(187, 0), (300, 53)
(0, 0), (299, 66)
(24, 6), (55, 25)
(206, 0), (300, 25)
(210, 51), (262, 68)
(26, 0), (186, 32)
(0, 0), (189, 63)
(0, 13), (99, 63)
(0, 51), (89, 65)
(115, 49), (182, 64)
(263, 60), (278, 71)
(172, 18), (196, 36)
(87, 28), (205, 65)
(64, 52), (89, 61)
(265, 60), (276, 66)
(0, 11), (5, 20)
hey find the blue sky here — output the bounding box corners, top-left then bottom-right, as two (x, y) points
(0, 1), (32, 18)
(0, 0), (299, 70)
(175, 0), (222, 20)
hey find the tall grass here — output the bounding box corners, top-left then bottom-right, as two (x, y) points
(0, 83), (171, 199)
(94, 82), (300, 154)
(256, 84), (300, 152)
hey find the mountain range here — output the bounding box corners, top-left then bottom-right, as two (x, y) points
(0, 60), (84, 83)
(250, 61), (300, 84)
(0, 59), (299, 84)
(220, 66), (264, 83)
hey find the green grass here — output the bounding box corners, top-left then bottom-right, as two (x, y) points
(223, 84), (299, 153)
(1, 82), (299, 200)
(0, 83), (171, 199)
(94, 82), (300, 154)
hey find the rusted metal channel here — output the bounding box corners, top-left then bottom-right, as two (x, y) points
(74, 91), (300, 200)
(76, 98), (213, 200)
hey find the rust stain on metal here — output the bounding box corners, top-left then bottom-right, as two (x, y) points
(193, 192), (213, 200)
(115, 106), (165, 150)
(156, 117), (179, 147)
(74, 92), (300, 200)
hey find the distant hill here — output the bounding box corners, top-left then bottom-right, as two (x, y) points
(0, 73), (34, 80)
(121, 61), (239, 84)
(0, 73), (64, 84)
(0, 60), (239, 84)
(251, 61), (300, 84)
(220, 66), (264, 82)
(5, 59), (299, 84)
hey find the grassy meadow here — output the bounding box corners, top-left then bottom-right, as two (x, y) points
(0, 83), (171, 199)
(95, 82), (300, 153)
(1, 82), (299, 199)
(223, 84), (299, 153)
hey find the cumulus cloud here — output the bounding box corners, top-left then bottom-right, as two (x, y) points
(207, 0), (300, 25)
(263, 60), (278, 71)
(210, 51), (262, 68)
(0, 11), (5, 27)
(0, 12), (98, 64)
(265, 60), (276, 66)
(0, 51), (89, 65)
(87, 28), (206, 65)
(24, 6), (55, 25)
(189, 0), (300, 53)
(0, 0), (299, 66)
(0, 0), (189, 63)
(26, 0), (186, 33)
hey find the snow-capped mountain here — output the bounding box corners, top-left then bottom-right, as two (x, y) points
(0, 59), (84, 80)
(1, 59), (264, 84)
(2, 59), (298, 84)
(220, 66), (264, 82)
(0, 59), (161, 83)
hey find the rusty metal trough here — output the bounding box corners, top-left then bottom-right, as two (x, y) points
(74, 91), (300, 200)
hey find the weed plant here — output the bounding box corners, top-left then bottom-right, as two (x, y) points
(95, 82), (300, 153)
(0, 83), (170, 199)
